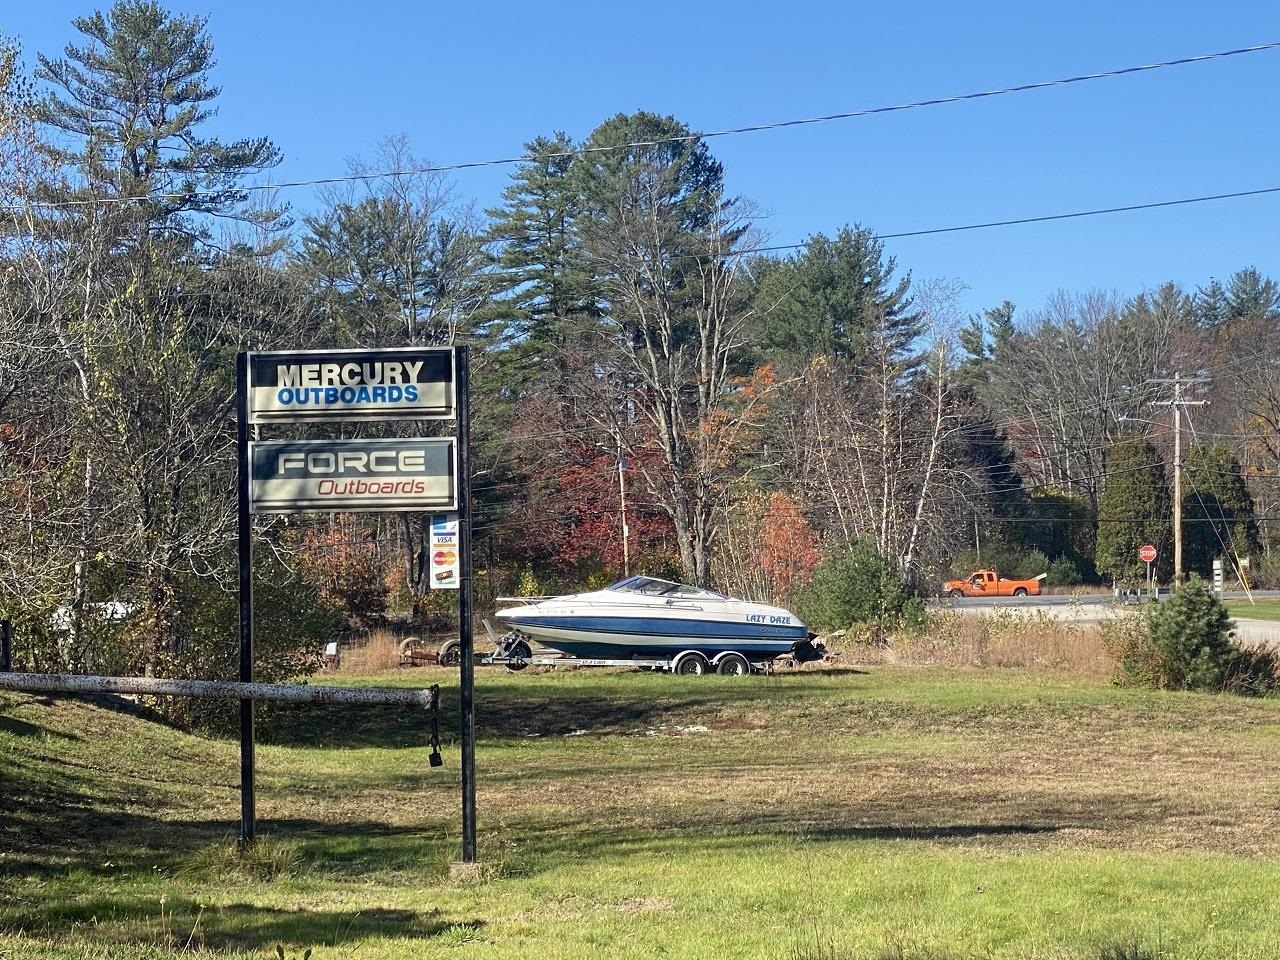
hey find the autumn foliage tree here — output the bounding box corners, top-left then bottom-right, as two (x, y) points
(713, 489), (821, 605)
(294, 519), (391, 629)
(758, 493), (823, 601)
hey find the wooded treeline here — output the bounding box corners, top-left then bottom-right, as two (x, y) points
(2, 4), (1277, 681)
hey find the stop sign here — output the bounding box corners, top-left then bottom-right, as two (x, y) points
(1139, 544), (1157, 564)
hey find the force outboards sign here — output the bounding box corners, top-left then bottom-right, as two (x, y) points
(249, 438), (457, 513)
(247, 348), (455, 423)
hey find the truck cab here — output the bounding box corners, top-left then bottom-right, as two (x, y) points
(941, 569), (1044, 599)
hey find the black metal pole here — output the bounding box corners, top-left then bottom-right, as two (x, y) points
(456, 345), (477, 863)
(1, 619), (11, 673)
(235, 352), (256, 845)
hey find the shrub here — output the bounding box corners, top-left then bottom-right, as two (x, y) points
(514, 565), (544, 597)
(1106, 578), (1278, 695)
(149, 556), (337, 729)
(1011, 549), (1050, 581)
(1248, 552), (1280, 589)
(294, 518), (390, 629)
(1222, 644), (1280, 696)
(1045, 555), (1082, 587)
(796, 541), (914, 637)
(1146, 577), (1238, 691)
(1100, 612), (1165, 688)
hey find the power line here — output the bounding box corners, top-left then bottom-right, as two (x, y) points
(7, 40), (1278, 213)
(9, 181), (1280, 247)
(740, 186), (1280, 253)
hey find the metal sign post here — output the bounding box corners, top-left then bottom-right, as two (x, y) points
(1138, 543), (1157, 599)
(455, 345), (477, 864)
(235, 352), (256, 845)
(235, 345), (464, 851)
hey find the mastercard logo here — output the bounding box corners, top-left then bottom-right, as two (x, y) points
(433, 549), (457, 566)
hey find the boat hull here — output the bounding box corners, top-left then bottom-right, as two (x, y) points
(496, 612), (808, 660)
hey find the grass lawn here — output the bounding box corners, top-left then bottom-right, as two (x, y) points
(1226, 599), (1280, 622)
(3, 665), (1280, 959)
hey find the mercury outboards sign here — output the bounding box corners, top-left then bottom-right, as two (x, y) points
(235, 346), (475, 857)
(249, 438), (457, 513)
(247, 348), (455, 423)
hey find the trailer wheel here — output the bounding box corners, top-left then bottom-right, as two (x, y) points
(504, 639), (532, 672)
(1013, 587), (1028, 598)
(949, 589), (965, 599)
(672, 651), (709, 676)
(438, 639), (462, 667)
(716, 652), (751, 676)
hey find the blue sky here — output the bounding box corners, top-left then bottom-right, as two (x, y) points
(4, 0), (1279, 317)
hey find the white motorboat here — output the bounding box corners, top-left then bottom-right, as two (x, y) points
(494, 575), (823, 668)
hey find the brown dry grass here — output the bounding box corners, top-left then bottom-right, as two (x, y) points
(872, 609), (1115, 678)
(333, 628), (403, 673)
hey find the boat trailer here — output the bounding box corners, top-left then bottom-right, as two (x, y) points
(431, 621), (824, 676)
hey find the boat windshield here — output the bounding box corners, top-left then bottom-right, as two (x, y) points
(606, 576), (728, 600)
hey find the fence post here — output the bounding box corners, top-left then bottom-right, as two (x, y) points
(1, 619), (10, 673)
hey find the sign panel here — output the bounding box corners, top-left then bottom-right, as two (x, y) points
(429, 514), (460, 590)
(247, 348), (455, 423)
(1139, 544), (1157, 564)
(249, 438), (456, 513)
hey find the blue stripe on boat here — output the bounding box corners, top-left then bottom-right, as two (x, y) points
(526, 639), (781, 659)
(500, 615), (807, 642)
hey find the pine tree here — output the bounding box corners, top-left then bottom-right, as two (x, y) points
(571, 110), (748, 585)
(36, 0), (283, 243)
(1126, 282), (1194, 329)
(1224, 267), (1280, 324)
(1146, 577), (1237, 691)
(956, 300), (1015, 391)
(485, 133), (598, 353)
(1094, 437), (1171, 583)
(1193, 279), (1229, 330)
(1182, 443), (1260, 576)
(747, 226), (919, 372)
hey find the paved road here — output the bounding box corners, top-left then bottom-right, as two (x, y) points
(926, 590), (1280, 644)
(928, 589), (1280, 611)
(1232, 618), (1280, 646)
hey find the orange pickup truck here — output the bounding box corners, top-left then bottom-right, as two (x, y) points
(942, 569), (1045, 599)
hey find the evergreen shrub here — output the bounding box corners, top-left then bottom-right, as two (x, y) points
(1104, 577), (1278, 695)
(1045, 555), (1082, 587)
(797, 541), (919, 637)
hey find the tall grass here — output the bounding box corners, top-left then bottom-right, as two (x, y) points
(334, 629), (403, 674)
(178, 837), (302, 882)
(886, 609), (1114, 677)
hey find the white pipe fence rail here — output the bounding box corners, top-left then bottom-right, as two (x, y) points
(0, 623), (446, 849)
(0, 671), (438, 711)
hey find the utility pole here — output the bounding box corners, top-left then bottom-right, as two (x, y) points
(616, 430), (630, 577)
(1149, 372), (1209, 588)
